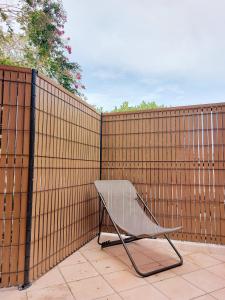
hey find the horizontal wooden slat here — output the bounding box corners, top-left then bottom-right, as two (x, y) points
(0, 65), (32, 287)
(29, 72), (100, 282)
(102, 105), (225, 245)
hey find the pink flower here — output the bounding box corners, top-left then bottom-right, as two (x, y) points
(65, 45), (72, 54)
(76, 73), (81, 80)
(56, 29), (64, 36)
(74, 84), (79, 89)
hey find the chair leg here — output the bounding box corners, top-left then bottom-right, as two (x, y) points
(109, 230), (183, 277)
(97, 194), (183, 277)
(125, 236), (183, 277)
(101, 236), (141, 248)
(97, 203), (104, 246)
(112, 224), (183, 277)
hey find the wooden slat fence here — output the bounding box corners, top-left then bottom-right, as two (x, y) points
(0, 63), (225, 288)
(0, 65), (100, 287)
(29, 73), (100, 281)
(101, 104), (225, 245)
(0, 65), (32, 287)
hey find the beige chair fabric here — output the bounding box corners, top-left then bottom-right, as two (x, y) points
(95, 180), (181, 238)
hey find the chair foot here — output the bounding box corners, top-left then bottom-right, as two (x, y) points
(134, 257), (183, 277)
(124, 237), (183, 277)
(98, 232), (183, 277)
(96, 192), (183, 277)
(101, 236), (141, 248)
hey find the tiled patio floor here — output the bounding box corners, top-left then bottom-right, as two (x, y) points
(1, 234), (225, 300)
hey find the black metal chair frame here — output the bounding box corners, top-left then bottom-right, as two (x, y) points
(97, 192), (183, 277)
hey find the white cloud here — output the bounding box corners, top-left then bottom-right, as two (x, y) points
(64, 0), (225, 81)
(90, 69), (122, 80)
(85, 92), (106, 106)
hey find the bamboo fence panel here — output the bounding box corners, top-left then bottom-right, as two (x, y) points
(0, 63), (225, 288)
(29, 73), (100, 281)
(0, 65), (100, 287)
(101, 104), (225, 245)
(0, 65), (32, 287)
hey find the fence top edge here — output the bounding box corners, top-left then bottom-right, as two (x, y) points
(37, 72), (100, 117)
(0, 64), (100, 117)
(103, 101), (225, 117)
(0, 64), (32, 73)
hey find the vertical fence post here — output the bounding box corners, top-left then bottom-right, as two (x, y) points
(98, 113), (103, 235)
(19, 69), (37, 290)
(99, 113), (103, 180)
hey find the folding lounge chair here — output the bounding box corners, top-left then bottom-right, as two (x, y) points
(94, 180), (183, 277)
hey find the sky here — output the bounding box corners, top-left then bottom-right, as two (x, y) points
(63, 1), (225, 111)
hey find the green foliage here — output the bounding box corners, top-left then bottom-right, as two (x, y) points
(93, 106), (103, 113)
(112, 101), (162, 112)
(0, 0), (84, 95)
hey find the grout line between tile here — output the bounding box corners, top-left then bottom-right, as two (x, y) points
(190, 291), (217, 299)
(180, 270), (225, 295)
(57, 266), (77, 300)
(85, 249), (134, 298)
(15, 237), (225, 300)
(149, 282), (171, 300)
(207, 286), (225, 299)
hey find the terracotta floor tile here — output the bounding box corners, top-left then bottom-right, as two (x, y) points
(104, 245), (128, 257)
(0, 287), (27, 300)
(120, 243), (141, 253)
(98, 294), (122, 300)
(27, 284), (73, 300)
(58, 251), (87, 267)
(117, 251), (154, 268)
(153, 276), (205, 300)
(1, 238), (225, 300)
(208, 246), (225, 256)
(210, 287), (225, 300)
(106, 245), (137, 257)
(177, 243), (208, 255)
(183, 269), (225, 293)
(91, 257), (128, 274)
(132, 239), (173, 258)
(194, 295), (216, 300)
(103, 270), (146, 292)
(144, 249), (175, 262)
(116, 254), (133, 267)
(82, 248), (111, 261)
(146, 269), (176, 283)
(186, 253), (221, 268)
(120, 284), (168, 300)
(60, 261), (98, 282)
(159, 258), (181, 267)
(79, 238), (99, 252)
(179, 249), (194, 256)
(135, 238), (162, 249)
(210, 254), (225, 262)
(68, 275), (114, 300)
(207, 263), (225, 280)
(29, 268), (65, 290)
(135, 252), (165, 265)
(135, 261), (160, 273)
(172, 259), (200, 275)
(145, 244), (174, 254)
